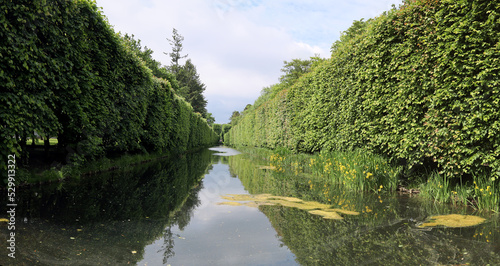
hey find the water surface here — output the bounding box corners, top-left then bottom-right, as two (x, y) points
(1, 146), (499, 265)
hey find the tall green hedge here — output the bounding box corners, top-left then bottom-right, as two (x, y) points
(225, 88), (294, 149)
(1, 0), (218, 175)
(226, 0), (500, 178)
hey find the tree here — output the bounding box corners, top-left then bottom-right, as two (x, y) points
(279, 56), (324, 85)
(164, 29), (208, 116)
(165, 28), (188, 75)
(175, 59), (208, 115)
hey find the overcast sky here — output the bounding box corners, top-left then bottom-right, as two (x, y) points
(96, 0), (403, 124)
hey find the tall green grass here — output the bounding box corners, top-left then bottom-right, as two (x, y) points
(237, 146), (400, 193)
(308, 150), (400, 193)
(419, 171), (500, 213)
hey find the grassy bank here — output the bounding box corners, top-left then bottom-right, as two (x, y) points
(235, 146), (499, 213)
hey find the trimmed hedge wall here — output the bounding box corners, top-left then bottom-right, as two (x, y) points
(225, 88), (295, 149)
(1, 0), (218, 174)
(226, 0), (500, 178)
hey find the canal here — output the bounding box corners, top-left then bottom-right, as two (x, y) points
(1, 146), (499, 265)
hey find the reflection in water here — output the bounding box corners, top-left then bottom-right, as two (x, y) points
(0, 149), (214, 265)
(139, 148), (297, 265)
(228, 152), (500, 265)
(209, 146), (241, 156)
(1, 147), (499, 265)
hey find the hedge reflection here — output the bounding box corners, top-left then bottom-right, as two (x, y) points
(228, 152), (500, 265)
(1, 149), (213, 265)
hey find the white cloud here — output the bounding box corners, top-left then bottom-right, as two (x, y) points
(96, 0), (402, 123)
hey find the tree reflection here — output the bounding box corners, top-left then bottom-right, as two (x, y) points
(162, 227), (175, 264)
(1, 148), (214, 265)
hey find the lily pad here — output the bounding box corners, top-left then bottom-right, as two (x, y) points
(418, 214), (486, 228)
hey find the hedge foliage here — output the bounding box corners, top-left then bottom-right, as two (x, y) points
(0, 0), (218, 173)
(225, 88), (295, 149)
(226, 0), (500, 178)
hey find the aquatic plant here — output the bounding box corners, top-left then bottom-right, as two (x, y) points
(419, 171), (500, 213)
(418, 214), (486, 228)
(219, 193), (360, 220)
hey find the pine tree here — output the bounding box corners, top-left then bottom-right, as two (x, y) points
(165, 28), (188, 75)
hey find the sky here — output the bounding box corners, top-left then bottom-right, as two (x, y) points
(96, 0), (404, 124)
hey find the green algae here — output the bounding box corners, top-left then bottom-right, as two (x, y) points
(418, 214), (486, 228)
(308, 210), (344, 220)
(219, 193), (360, 220)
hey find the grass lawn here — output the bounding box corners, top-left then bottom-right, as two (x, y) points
(26, 138), (58, 146)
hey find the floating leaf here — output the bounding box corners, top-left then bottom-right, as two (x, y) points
(0, 218), (9, 223)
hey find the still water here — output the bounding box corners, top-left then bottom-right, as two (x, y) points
(1, 147), (499, 265)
